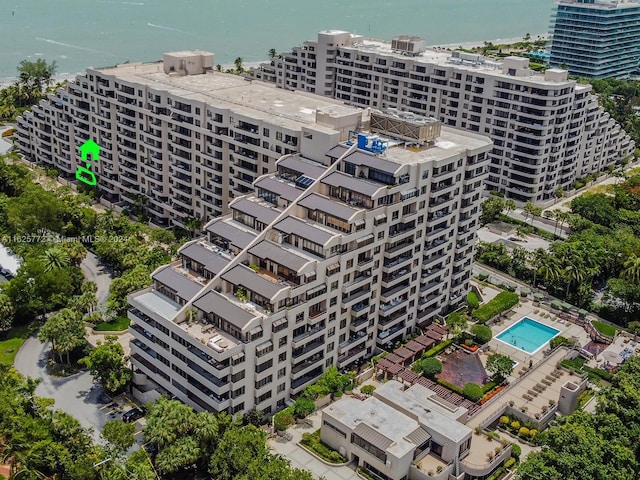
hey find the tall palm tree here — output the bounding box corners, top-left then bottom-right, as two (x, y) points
(184, 215), (203, 238)
(530, 248), (547, 288)
(268, 48), (278, 60)
(622, 254), (640, 284)
(564, 259), (587, 297)
(234, 57), (244, 75)
(504, 199), (516, 216)
(538, 255), (561, 287)
(40, 247), (70, 272)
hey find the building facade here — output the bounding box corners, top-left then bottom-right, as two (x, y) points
(253, 30), (635, 203)
(128, 113), (492, 416)
(321, 381), (511, 480)
(549, 0), (640, 79)
(15, 51), (365, 229)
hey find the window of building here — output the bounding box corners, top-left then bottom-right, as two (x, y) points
(351, 433), (387, 462)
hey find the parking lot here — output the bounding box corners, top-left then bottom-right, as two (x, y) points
(99, 393), (146, 443)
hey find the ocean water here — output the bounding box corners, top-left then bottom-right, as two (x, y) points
(0, 0), (554, 79)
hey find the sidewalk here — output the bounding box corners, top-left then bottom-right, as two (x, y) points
(267, 411), (359, 480)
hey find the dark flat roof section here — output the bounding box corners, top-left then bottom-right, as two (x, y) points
(206, 220), (256, 250)
(274, 216), (338, 246)
(152, 266), (203, 301)
(249, 240), (312, 273)
(192, 291), (258, 329)
(180, 242), (230, 275)
(298, 193), (360, 221)
(231, 198), (281, 225)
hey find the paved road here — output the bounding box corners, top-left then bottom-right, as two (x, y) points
(508, 208), (568, 239)
(14, 337), (111, 440)
(13, 247), (117, 440)
(79, 250), (113, 305)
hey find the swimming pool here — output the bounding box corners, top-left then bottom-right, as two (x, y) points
(496, 317), (561, 354)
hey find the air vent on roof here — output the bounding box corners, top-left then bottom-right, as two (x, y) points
(295, 175), (314, 188)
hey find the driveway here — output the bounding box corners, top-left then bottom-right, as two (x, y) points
(14, 336), (111, 441)
(12, 246), (117, 441)
(80, 250), (113, 305)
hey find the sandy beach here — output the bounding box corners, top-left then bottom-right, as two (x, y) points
(432, 34), (550, 50)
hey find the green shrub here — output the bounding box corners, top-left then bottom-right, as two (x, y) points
(423, 339), (453, 357)
(518, 427), (530, 437)
(478, 273), (489, 281)
(471, 324), (493, 344)
(510, 443), (522, 459)
(499, 416), (509, 425)
(274, 411), (294, 431)
(301, 430), (346, 464)
(293, 396), (316, 418)
(550, 336), (571, 349)
(360, 385), (376, 396)
(482, 381), (498, 393)
(510, 421), (520, 430)
(94, 316), (130, 331)
(436, 378), (464, 395)
(472, 291), (519, 323)
(463, 383), (483, 402)
(467, 291), (480, 310)
(529, 429), (537, 438)
(505, 457), (516, 468)
(413, 357), (442, 378)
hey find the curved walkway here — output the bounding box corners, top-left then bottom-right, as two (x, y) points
(268, 411), (359, 480)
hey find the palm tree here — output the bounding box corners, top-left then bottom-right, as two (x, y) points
(564, 259), (587, 297)
(234, 57), (244, 75)
(622, 254), (640, 284)
(530, 248), (547, 288)
(64, 240), (87, 266)
(40, 247), (70, 272)
(268, 48), (278, 60)
(538, 255), (561, 287)
(184, 215), (203, 238)
(504, 199), (516, 216)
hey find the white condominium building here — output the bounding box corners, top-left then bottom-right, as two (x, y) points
(253, 30), (635, 203)
(15, 51), (365, 228)
(127, 111), (492, 416)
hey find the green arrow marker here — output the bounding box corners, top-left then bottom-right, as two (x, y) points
(79, 139), (101, 161)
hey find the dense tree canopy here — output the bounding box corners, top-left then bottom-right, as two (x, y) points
(517, 356), (640, 480)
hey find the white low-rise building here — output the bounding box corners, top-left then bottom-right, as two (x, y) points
(321, 380), (510, 480)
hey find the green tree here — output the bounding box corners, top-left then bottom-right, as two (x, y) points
(463, 383), (483, 402)
(486, 353), (513, 383)
(293, 396), (316, 418)
(0, 292), (16, 333)
(38, 308), (85, 364)
(184, 215), (203, 238)
(102, 419), (136, 455)
(268, 48), (278, 59)
(471, 324), (492, 344)
(622, 253), (640, 284)
(208, 425), (269, 480)
(242, 409), (263, 427)
(445, 311), (467, 338)
(80, 336), (131, 394)
(412, 357), (442, 378)
(17, 58), (57, 92)
(143, 397), (198, 448)
(504, 198), (517, 215)
(234, 57), (244, 75)
(480, 197), (505, 224)
(530, 248), (547, 287)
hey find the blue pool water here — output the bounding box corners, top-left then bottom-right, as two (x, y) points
(496, 318), (560, 354)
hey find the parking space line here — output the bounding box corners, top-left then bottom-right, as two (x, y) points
(99, 402), (115, 410)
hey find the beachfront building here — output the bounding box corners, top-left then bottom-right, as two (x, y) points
(549, 0), (640, 79)
(127, 112), (492, 415)
(253, 30), (635, 203)
(15, 51), (365, 229)
(321, 380), (511, 480)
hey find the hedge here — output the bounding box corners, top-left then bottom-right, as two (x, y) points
(463, 383), (483, 402)
(301, 430), (346, 464)
(423, 339), (453, 357)
(472, 291), (519, 323)
(436, 378), (464, 396)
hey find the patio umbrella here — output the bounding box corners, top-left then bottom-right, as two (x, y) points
(603, 351), (622, 364)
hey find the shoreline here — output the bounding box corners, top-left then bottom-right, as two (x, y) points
(0, 35), (550, 88)
(432, 33), (550, 50)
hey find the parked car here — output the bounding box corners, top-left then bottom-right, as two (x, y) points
(122, 407), (145, 423)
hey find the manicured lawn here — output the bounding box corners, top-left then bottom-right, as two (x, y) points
(592, 320), (617, 338)
(94, 316), (130, 332)
(0, 323), (35, 365)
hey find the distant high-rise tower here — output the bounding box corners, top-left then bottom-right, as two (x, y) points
(549, 0), (640, 78)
